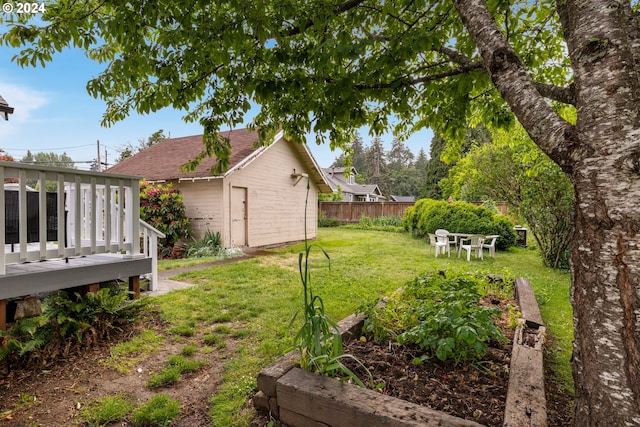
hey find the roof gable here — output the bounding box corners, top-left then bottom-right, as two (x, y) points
(106, 127), (331, 192)
(321, 167), (386, 197)
(107, 128), (259, 180)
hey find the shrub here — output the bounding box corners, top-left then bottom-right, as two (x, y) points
(359, 271), (507, 364)
(359, 215), (373, 228)
(140, 180), (192, 256)
(404, 199), (516, 250)
(0, 287), (148, 366)
(318, 211), (340, 227)
(187, 230), (222, 258)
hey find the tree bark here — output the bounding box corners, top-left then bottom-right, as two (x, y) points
(453, 0), (640, 425)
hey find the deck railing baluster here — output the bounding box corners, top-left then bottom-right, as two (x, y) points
(0, 162), (163, 292)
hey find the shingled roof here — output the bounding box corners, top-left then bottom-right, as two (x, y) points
(106, 128), (331, 192)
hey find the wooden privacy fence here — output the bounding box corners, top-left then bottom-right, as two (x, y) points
(318, 202), (414, 223)
(319, 201), (508, 223)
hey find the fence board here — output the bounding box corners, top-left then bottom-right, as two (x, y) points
(319, 201), (508, 223)
(318, 202), (414, 223)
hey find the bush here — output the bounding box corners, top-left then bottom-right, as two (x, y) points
(0, 287), (148, 366)
(403, 199), (517, 250)
(318, 211), (340, 227)
(140, 181), (192, 256)
(359, 271), (507, 364)
(187, 230), (222, 258)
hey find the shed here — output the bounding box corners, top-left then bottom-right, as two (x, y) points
(107, 128), (332, 248)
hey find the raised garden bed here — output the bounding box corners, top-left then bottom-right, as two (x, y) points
(255, 277), (546, 426)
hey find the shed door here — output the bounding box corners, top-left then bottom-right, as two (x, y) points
(230, 186), (247, 246)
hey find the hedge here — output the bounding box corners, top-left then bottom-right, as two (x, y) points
(403, 199), (517, 250)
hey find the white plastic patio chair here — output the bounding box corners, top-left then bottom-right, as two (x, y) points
(483, 235), (499, 258)
(459, 235), (485, 261)
(428, 233), (449, 257)
(435, 228), (456, 252)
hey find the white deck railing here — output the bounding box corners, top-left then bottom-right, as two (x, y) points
(0, 161), (163, 288)
(140, 219), (165, 291)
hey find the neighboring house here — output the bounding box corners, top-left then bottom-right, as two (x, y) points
(390, 195), (416, 202)
(0, 94), (14, 121)
(107, 128), (332, 248)
(322, 167), (386, 202)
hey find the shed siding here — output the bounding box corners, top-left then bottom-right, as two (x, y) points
(175, 179), (224, 241)
(226, 140), (319, 247)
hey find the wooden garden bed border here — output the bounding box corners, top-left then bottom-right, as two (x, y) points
(255, 277), (546, 426)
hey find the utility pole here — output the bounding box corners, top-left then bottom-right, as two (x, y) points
(97, 140), (101, 172)
(104, 148), (108, 170)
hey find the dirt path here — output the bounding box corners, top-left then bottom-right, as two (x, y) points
(0, 249), (273, 426)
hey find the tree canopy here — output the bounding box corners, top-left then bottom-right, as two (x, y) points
(4, 1), (640, 424)
(116, 129), (166, 162)
(1, 0), (568, 172)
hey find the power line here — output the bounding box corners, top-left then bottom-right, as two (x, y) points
(2, 144), (95, 152)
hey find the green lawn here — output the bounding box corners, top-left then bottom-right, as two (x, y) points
(154, 227), (573, 426)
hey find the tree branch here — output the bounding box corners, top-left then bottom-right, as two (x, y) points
(352, 63), (483, 90)
(451, 0), (577, 174)
(285, 0), (367, 36)
(533, 81), (576, 105)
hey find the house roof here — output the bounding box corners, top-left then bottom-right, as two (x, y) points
(107, 128), (332, 192)
(321, 167), (384, 198)
(0, 95), (14, 121)
(390, 195), (416, 202)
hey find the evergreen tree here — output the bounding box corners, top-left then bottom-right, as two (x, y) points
(414, 148), (428, 183)
(420, 133), (448, 199)
(364, 136), (389, 196)
(387, 137), (414, 170)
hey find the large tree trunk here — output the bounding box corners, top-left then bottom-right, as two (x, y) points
(453, 0), (640, 425)
(565, 1), (640, 422)
(572, 167), (640, 425)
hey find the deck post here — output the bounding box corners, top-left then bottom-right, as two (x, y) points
(129, 275), (140, 299)
(0, 166), (5, 275)
(0, 299), (5, 330)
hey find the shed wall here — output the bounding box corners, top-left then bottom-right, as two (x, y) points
(225, 140), (319, 247)
(175, 179), (224, 241)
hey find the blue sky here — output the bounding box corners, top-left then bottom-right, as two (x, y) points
(0, 45), (433, 170)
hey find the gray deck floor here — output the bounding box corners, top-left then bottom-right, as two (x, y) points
(0, 253), (151, 300)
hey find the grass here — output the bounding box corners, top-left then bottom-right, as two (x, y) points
(81, 394), (134, 427)
(148, 227), (572, 426)
(147, 355), (208, 388)
(130, 395), (181, 427)
(100, 329), (165, 373)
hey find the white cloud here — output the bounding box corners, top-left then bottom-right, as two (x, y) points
(0, 81), (50, 139)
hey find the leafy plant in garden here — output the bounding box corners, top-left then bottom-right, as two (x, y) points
(0, 287), (148, 365)
(186, 229), (223, 257)
(0, 316), (50, 362)
(140, 180), (192, 256)
(360, 271), (507, 365)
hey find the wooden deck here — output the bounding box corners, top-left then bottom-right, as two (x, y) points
(0, 253), (151, 301)
(0, 161), (166, 330)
